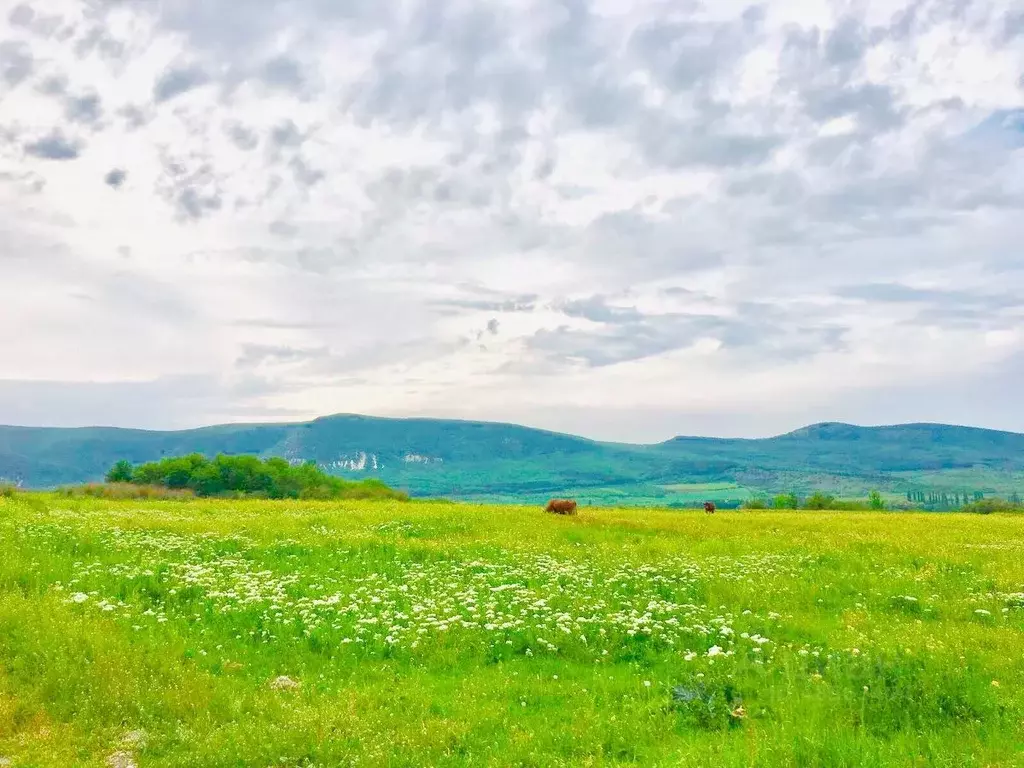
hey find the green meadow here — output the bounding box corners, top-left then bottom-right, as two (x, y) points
(1, 494), (1023, 766)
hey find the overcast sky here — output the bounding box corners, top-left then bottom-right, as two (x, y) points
(1, 0), (1022, 442)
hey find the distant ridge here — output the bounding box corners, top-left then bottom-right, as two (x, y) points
(664, 421), (1024, 443)
(2, 413), (1023, 504)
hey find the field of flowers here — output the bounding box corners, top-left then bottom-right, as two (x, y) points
(1, 494), (1022, 767)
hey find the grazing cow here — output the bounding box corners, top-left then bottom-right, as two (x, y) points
(545, 498), (578, 515)
(703, 501), (716, 514)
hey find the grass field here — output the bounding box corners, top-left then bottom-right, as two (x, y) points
(1, 494), (1023, 767)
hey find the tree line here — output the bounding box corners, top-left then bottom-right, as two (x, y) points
(739, 491), (887, 511)
(737, 489), (1022, 513)
(105, 454), (408, 501)
(904, 490), (1024, 511)
(905, 490), (988, 506)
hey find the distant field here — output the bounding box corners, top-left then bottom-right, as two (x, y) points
(659, 482), (748, 493)
(658, 482), (753, 501)
(890, 468), (1024, 496)
(456, 483), (752, 507)
(465, 483), (756, 508)
(1, 495), (1023, 766)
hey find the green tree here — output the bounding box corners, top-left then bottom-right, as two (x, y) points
(190, 462), (225, 497)
(105, 460), (134, 484)
(868, 490), (885, 510)
(103, 454), (407, 501)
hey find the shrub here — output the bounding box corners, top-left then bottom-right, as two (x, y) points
(105, 460), (135, 484)
(773, 493), (799, 510)
(669, 675), (747, 732)
(0, 483), (17, 498)
(961, 498), (1022, 515)
(741, 497), (768, 510)
(803, 492), (836, 510)
(100, 455), (408, 501)
(826, 499), (864, 511)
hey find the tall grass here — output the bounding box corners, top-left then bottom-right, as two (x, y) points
(57, 482), (197, 500)
(0, 495), (1021, 766)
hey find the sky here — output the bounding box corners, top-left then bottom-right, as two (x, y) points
(1, 0), (1022, 443)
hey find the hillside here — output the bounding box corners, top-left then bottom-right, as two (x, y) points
(2, 415), (1024, 504)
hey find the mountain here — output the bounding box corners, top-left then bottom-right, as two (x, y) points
(2, 415), (1023, 505)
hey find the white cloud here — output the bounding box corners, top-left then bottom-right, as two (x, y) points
(1, 0), (1023, 440)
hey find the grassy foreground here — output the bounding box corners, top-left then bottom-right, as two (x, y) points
(1, 495), (1022, 767)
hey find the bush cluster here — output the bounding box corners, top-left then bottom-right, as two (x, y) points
(959, 498), (1024, 515)
(103, 454), (408, 501)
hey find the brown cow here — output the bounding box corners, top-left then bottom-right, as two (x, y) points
(703, 501), (716, 514)
(545, 498), (578, 515)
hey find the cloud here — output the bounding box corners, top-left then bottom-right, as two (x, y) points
(224, 121), (258, 150)
(153, 64), (210, 102)
(560, 295), (644, 324)
(0, 40), (33, 86)
(64, 93), (103, 125)
(260, 56), (305, 90)
(289, 156), (324, 188)
(967, 108), (1024, 149)
(0, 375), (297, 431)
(154, 151), (225, 220)
(4, 3), (63, 38)
(835, 283), (1018, 307)
(433, 295), (538, 314)
(1001, 9), (1024, 40)
(529, 296), (849, 367)
(1, 0), (1023, 440)
(23, 131), (81, 160)
(104, 168), (127, 188)
(7, 5), (34, 28)
(834, 282), (1022, 331)
(236, 344), (330, 369)
(177, 186), (222, 219)
(802, 83), (905, 133)
(269, 120), (304, 149)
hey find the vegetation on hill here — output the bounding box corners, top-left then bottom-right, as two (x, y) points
(2, 414), (1024, 504)
(102, 454), (408, 501)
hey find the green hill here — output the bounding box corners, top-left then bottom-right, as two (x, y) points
(2, 415), (1023, 505)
